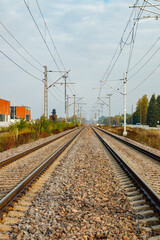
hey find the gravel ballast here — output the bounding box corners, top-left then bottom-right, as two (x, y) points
(95, 128), (160, 197)
(9, 127), (147, 239)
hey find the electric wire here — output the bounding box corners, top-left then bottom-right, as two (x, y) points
(0, 21), (43, 67)
(55, 86), (64, 96)
(24, 0), (63, 74)
(48, 75), (64, 96)
(128, 43), (160, 80)
(99, 8), (139, 95)
(128, 36), (160, 73)
(126, 1), (147, 73)
(48, 89), (63, 104)
(0, 50), (42, 81)
(34, 0), (77, 96)
(128, 62), (160, 94)
(99, 0), (146, 98)
(126, 22), (138, 73)
(0, 34), (42, 73)
(35, 0), (66, 72)
(100, 0), (139, 83)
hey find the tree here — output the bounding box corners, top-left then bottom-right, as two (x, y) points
(157, 95), (160, 124)
(147, 94), (158, 127)
(132, 111), (139, 124)
(141, 95), (148, 125)
(136, 98), (141, 123)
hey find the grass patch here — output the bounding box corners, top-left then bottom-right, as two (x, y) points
(100, 126), (160, 150)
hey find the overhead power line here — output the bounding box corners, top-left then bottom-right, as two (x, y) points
(24, 0), (77, 99)
(35, 0), (78, 97)
(128, 62), (160, 94)
(0, 34), (42, 73)
(35, 0), (66, 71)
(128, 43), (160, 80)
(128, 36), (160, 73)
(24, 0), (64, 75)
(49, 89), (63, 104)
(99, 1), (141, 96)
(0, 50), (42, 82)
(100, 1), (139, 81)
(98, 0), (146, 97)
(0, 21), (43, 67)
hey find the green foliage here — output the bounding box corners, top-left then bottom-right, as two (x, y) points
(135, 95), (148, 124)
(157, 95), (160, 122)
(18, 119), (27, 131)
(0, 116), (78, 152)
(147, 94), (158, 127)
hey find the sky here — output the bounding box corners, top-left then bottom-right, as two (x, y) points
(1, 0), (160, 120)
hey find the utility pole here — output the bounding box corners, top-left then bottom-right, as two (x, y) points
(123, 72), (127, 137)
(68, 96), (83, 122)
(64, 75), (67, 121)
(66, 95), (71, 121)
(66, 95), (69, 121)
(47, 70), (72, 121)
(55, 75), (75, 122)
(107, 94), (112, 126)
(76, 102), (86, 124)
(43, 66), (48, 119)
(97, 97), (109, 121)
(73, 94), (76, 121)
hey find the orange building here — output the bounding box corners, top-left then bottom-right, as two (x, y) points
(11, 106), (31, 121)
(0, 99), (10, 121)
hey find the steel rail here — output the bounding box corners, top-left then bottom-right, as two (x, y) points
(91, 126), (160, 214)
(0, 128), (83, 216)
(94, 126), (160, 162)
(0, 127), (79, 168)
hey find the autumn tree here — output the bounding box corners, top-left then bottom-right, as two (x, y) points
(141, 95), (148, 124)
(136, 98), (141, 123)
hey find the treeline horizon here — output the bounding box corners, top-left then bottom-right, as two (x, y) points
(98, 93), (160, 127)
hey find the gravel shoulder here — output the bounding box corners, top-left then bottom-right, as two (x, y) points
(9, 126), (147, 239)
(96, 128), (160, 196)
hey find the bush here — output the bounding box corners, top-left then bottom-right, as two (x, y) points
(0, 116), (78, 152)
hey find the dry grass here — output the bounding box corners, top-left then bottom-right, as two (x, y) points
(0, 121), (79, 152)
(101, 126), (160, 150)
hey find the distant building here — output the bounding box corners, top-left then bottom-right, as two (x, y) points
(0, 99), (10, 122)
(10, 106), (31, 121)
(0, 98), (31, 122)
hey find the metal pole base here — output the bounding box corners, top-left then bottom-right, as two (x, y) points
(123, 131), (127, 137)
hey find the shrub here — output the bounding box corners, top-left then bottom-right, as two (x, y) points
(0, 117), (78, 152)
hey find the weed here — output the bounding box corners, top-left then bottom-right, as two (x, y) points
(101, 126), (160, 150)
(0, 117), (78, 152)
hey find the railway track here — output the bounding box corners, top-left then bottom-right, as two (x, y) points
(0, 125), (160, 239)
(95, 126), (160, 162)
(0, 127), (83, 218)
(94, 126), (160, 197)
(91, 126), (160, 239)
(0, 127), (79, 168)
